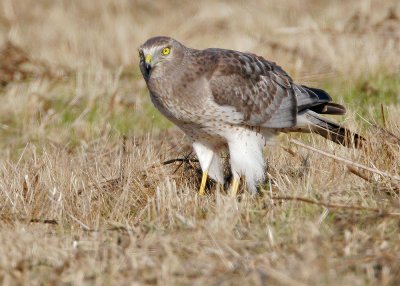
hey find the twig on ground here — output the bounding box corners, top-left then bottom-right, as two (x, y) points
(120, 135), (128, 183)
(258, 266), (308, 286)
(334, 252), (396, 270)
(29, 219), (58, 225)
(289, 139), (400, 181)
(171, 152), (196, 174)
(381, 103), (387, 128)
(270, 196), (400, 217)
(146, 157), (199, 170)
(347, 166), (372, 182)
(162, 157), (199, 165)
(68, 214), (92, 231)
(372, 123), (400, 144)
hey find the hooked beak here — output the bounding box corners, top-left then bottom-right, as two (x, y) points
(139, 53), (152, 82)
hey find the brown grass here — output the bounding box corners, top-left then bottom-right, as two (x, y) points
(0, 0), (400, 285)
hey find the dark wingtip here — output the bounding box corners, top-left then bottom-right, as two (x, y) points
(299, 85), (346, 115)
(312, 102), (347, 115)
(326, 103), (347, 115)
(301, 85), (332, 101)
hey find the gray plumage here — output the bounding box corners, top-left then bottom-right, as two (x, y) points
(138, 36), (363, 193)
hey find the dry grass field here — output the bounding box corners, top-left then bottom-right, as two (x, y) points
(0, 0), (399, 285)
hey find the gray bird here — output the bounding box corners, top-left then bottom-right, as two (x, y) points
(138, 36), (362, 195)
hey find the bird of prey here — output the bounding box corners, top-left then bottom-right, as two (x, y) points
(138, 36), (362, 195)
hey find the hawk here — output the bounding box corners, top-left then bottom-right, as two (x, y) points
(138, 36), (362, 195)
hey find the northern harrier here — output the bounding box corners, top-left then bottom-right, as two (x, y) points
(138, 36), (362, 195)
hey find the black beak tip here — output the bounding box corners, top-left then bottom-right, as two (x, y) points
(139, 60), (152, 81)
(145, 64), (152, 78)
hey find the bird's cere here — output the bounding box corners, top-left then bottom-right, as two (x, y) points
(145, 54), (152, 64)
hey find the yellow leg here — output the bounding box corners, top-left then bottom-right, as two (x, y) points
(231, 178), (240, 196)
(199, 171), (208, 196)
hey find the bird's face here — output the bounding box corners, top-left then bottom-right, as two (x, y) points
(139, 37), (179, 82)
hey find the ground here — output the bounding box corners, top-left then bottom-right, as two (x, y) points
(0, 0), (399, 285)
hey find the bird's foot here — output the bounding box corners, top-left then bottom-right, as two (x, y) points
(198, 171), (208, 196)
(230, 178), (240, 196)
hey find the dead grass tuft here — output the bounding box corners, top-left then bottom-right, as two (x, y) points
(0, 41), (67, 87)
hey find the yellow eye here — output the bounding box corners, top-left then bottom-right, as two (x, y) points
(162, 47), (170, 55)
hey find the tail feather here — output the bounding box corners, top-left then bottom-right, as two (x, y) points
(304, 111), (364, 148)
(292, 84), (364, 148)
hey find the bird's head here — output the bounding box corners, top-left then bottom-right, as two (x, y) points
(138, 36), (183, 82)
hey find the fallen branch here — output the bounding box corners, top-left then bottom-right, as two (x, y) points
(290, 139), (400, 182)
(334, 252), (396, 270)
(29, 219), (58, 225)
(347, 166), (372, 182)
(147, 157), (199, 170)
(162, 158), (198, 165)
(271, 196), (400, 217)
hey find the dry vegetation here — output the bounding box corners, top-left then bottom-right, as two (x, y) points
(0, 0), (399, 285)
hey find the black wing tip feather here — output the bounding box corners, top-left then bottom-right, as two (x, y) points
(300, 85), (347, 115)
(301, 85), (332, 102)
(311, 102), (347, 115)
